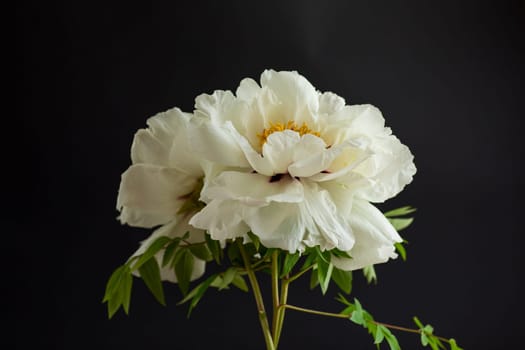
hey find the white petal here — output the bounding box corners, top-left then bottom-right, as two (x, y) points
(236, 78), (261, 101)
(260, 70), (319, 122)
(189, 199), (251, 242)
(226, 122), (275, 175)
(354, 137), (416, 202)
(331, 200), (401, 271)
(318, 91), (345, 116)
(194, 90), (236, 123)
(244, 201), (305, 253)
(131, 218), (206, 282)
(116, 164), (197, 228)
(331, 242), (397, 271)
(300, 181), (355, 251)
(131, 108), (202, 175)
(262, 130), (301, 174)
(308, 144), (371, 182)
(288, 135), (342, 178)
(351, 200), (402, 243)
(188, 118), (250, 167)
(204, 171), (304, 205)
(322, 104), (387, 147)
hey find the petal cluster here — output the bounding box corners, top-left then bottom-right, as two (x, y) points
(117, 70), (416, 272)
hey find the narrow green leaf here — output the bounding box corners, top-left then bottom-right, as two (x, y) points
(315, 246), (330, 263)
(413, 316), (424, 329)
(394, 242), (407, 261)
(231, 273), (249, 292)
(175, 249), (195, 296)
(363, 265), (377, 284)
(336, 293), (352, 307)
(218, 267), (237, 290)
(103, 265), (128, 302)
(317, 258), (333, 295)
(205, 233), (222, 264)
(388, 217), (414, 231)
(301, 251), (317, 271)
(384, 206), (417, 217)
(331, 268), (353, 294)
(382, 327), (401, 350)
(331, 248), (352, 259)
(374, 325), (385, 344)
(107, 285), (123, 319)
(227, 242), (242, 265)
(121, 270), (133, 314)
(449, 338), (463, 350)
(247, 231), (260, 251)
(138, 258), (166, 305)
(189, 242), (213, 261)
(162, 239), (181, 267)
(281, 252), (301, 277)
(132, 236), (172, 271)
(177, 273), (219, 317)
(309, 268), (319, 289)
(179, 274), (218, 305)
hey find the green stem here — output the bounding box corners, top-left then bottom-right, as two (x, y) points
(271, 251), (280, 339)
(273, 276), (289, 348)
(237, 241), (275, 350)
(279, 304), (350, 319)
(278, 304), (453, 344)
(288, 264), (315, 283)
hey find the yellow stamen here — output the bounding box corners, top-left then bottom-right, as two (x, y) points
(257, 120), (321, 145)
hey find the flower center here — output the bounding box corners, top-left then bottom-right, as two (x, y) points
(258, 120), (321, 145)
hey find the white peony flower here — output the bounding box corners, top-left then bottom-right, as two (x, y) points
(116, 108), (208, 282)
(188, 70), (416, 270)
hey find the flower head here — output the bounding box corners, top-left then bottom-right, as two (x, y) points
(188, 70), (416, 269)
(116, 108), (208, 282)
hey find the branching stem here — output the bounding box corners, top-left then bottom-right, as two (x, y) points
(237, 241), (275, 350)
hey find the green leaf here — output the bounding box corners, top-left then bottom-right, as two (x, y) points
(449, 338), (463, 350)
(382, 326), (401, 350)
(331, 248), (352, 259)
(205, 233), (222, 264)
(103, 265), (128, 302)
(317, 259), (333, 295)
(218, 267), (237, 290)
(413, 316), (424, 329)
(132, 236), (172, 271)
(175, 249), (195, 296)
(121, 270), (133, 314)
(107, 285), (123, 319)
(309, 268), (319, 289)
(388, 217), (414, 231)
(374, 325), (385, 344)
(189, 242), (213, 261)
(138, 258), (166, 305)
(384, 206), (417, 217)
(394, 242), (407, 261)
(178, 273), (219, 317)
(231, 273), (249, 292)
(301, 251), (317, 271)
(247, 231), (261, 251)
(331, 268), (352, 294)
(363, 265), (377, 284)
(162, 239), (181, 267)
(350, 298), (365, 326)
(227, 242), (242, 265)
(315, 246), (330, 263)
(281, 252), (301, 277)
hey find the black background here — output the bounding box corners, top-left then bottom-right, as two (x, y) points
(17, 1), (524, 349)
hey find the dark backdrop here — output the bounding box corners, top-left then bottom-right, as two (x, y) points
(17, 1), (524, 349)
